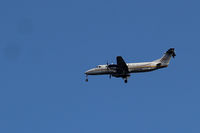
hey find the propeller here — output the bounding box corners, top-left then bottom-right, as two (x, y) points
(106, 61), (112, 79)
(107, 61), (109, 67)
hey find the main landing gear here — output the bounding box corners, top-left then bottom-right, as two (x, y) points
(123, 77), (128, 83)
(124, 79), (128, 83)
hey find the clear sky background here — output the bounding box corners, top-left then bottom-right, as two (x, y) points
(0, 0), (200, 133)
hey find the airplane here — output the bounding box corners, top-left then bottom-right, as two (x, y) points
(85, 48), (176, 83)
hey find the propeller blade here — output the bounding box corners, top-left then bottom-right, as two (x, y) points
(106, 61), (109, 69)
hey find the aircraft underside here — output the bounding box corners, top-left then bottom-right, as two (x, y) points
(85, 66), (160, 83)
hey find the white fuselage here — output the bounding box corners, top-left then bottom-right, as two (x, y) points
(85, 61), (168, 76)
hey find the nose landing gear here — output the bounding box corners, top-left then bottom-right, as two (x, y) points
(85, 75), (88, 82)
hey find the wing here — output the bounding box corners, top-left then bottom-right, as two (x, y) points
(116, 56), (129, 74)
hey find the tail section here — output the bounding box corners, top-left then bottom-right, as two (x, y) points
(154, 48), (176, 65)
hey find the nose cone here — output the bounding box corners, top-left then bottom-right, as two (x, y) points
(85, 70), (90, 75)
(85, 69), (93, 75)
(85, 68), (97, 75)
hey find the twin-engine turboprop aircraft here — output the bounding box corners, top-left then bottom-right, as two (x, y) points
(85, 48), (176, 83)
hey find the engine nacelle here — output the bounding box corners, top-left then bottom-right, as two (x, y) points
(108, 64), (118, 70)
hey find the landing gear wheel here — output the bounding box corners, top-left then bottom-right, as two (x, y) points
(124, 79), (128, 83)
(85, 75), (88, 82)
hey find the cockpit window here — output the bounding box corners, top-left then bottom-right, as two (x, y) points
(96, 65), (101, 68)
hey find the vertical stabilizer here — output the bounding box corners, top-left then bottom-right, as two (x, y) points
(154, 48), (176, 65)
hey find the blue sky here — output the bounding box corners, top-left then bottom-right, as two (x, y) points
(0, 0), (200, 132)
